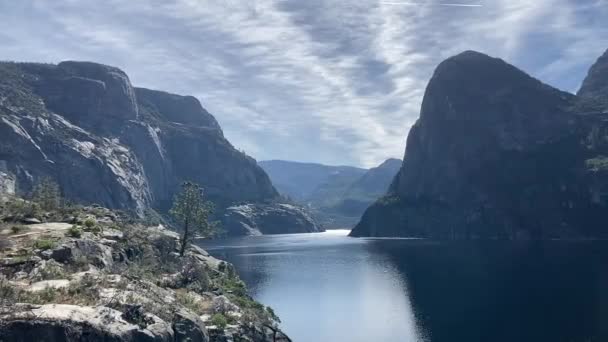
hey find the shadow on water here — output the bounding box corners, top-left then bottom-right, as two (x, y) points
(201, 233), (608, 342)
(370, 239), (608, 342)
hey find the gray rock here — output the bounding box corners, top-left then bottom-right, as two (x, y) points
(0, 304), (173, 342)
(22, 218), (41, 225)
(50, 239), (113, 268)
(173, 309), (209, 342)
(223, 203), (323, 236)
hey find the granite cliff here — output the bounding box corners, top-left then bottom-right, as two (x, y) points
(351, 49), (608, 239)
(0, 61), (320, 235)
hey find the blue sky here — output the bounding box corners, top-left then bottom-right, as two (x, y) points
(1, 0), (607, 167)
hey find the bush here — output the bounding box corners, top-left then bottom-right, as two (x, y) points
(10, 225), (24, 234)
(0, 277), (17, 307)
(175, 290), (206, 315)
(178, 260), (210, 292)
(33, 238), (56, 250)
(67, 225), (83, 238)
(84, 218), (96, 229)
(210, 313), (228, 329)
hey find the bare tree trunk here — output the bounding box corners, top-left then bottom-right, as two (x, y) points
(180, 219), (189, 256)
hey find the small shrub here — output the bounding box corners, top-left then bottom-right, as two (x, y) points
(37, 286), (58, 303)
(0, 277), (18, 307)
(218, 277), (247, 297)
(175, 290), (206, 315)
(210, 313), (228, 329)
(67, 225), (82, 238)
(36, 261), (66, 280)
(84, 218), (96, 229)
(33, 238), (56, 250)
(178, 260), (210, 292)
(10, 225), (24, 234)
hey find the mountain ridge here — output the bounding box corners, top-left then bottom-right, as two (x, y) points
(0, 60), (320, 236)
(260, 158), (401, 228)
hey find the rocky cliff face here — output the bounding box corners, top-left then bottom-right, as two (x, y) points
(351, 49), (608, 239)
(579, 49), (608, 103)
(0, 61), (315, 235)
(223, 203), (320, 235)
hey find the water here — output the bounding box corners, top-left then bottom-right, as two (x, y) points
(199, 230), (608, 342)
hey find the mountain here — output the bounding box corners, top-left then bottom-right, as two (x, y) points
(259, 159), (401, 228)
(351, 49), (608, 239)
(258, 160), (366, 201)
(0, 61), (321, 236)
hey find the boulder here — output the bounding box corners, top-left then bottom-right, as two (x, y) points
(0, 304), (173, 342)
(22, 218), (42, 225)
(223, 203), (323, 236)
(50, 239), (113, 268)
(173, 309), (209, 342)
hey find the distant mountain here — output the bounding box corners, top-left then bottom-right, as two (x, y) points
(258, 160), (366, 201)
(0, 61), (321, 236)
(351, 48), (608, 239)
(259, 159), (401, 228)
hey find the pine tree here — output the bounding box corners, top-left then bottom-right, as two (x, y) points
(32, 177), (61, 211)
(170, 182), (217, 256)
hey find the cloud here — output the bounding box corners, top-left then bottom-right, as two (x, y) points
(0, 0), (606, 167)
(380, 2), (483, 7)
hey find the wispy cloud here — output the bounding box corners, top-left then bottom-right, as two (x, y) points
(380, 2), (483, 7)
(0, 0), (606, 167)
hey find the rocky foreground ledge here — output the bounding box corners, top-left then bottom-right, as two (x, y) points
(0, 206), (290, 342)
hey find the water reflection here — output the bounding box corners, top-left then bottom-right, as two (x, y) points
(201, 231), (425, 342)
(200, 232), (608, 342)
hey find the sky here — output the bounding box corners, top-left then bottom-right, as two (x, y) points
(1, 0), (607, 168)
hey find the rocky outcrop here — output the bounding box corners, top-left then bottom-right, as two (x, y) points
(0, 205), (290, 341)
(351, 49), (608, 239)
(223, 203), (322, 236)
(0, 60), (315, 234)
(0, 304), (174, 342)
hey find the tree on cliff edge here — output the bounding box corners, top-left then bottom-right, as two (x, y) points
(170, 181), (217, 256)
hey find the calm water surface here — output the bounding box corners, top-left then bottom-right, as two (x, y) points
(199, 230), (608, 342)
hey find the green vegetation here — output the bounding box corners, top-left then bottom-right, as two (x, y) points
(83, 218), (96, 229)
(586, 156), (608, 172)
(10, 225), (24, 234)
(35, 261), (67, 280)
(33, 238), (56, 250)
(266, 306), (281, 323)
(67, 225), (83, 238)
(210, 313), (228, 329)
(170, 181), (217, 256)
(175, 290), (207, 315)
(32, 177), (61, 211)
